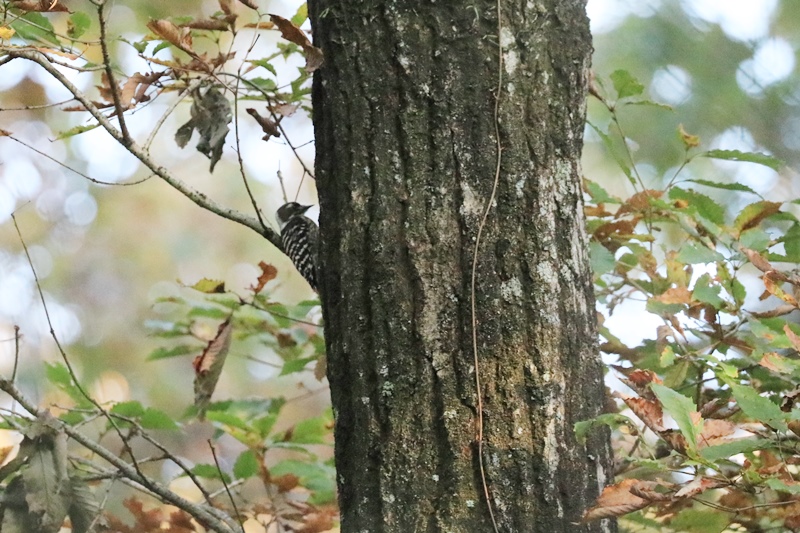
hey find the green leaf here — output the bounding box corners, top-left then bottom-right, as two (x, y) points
(190, 464), (231, 482)
(699, 438), (773, 462)
(147, 344), (199, 360)
(45, 362), (92, 408)
(291, 3), (309, 26)
(589, 241), (616, 276)
(140, 408), (179, 430)
(733, 201), (782, 234)
(669, 187), (725, 226)
(289, 415), (331, 444)
(583, 179), (619, 204)
(55, 123), (100, 141)
(739, 228), (771, 252)
(247, 59), (278, 76)
(686, 178), (759, 195)
(587, 122), (635, 185)
(110, 401), (145, 417)
(249, 77), (278, 92)
(781, 223), (800, 262)
(669, 508), (729, 533)
(692, 273), (724, 309)
(728, 383), (787, 432)
(651, 383), (700, 451)
(610, 69), (645, 99)
(67, 12), (91, 40)
(280, 355), (317, 376)
(765, 477), (800, 495)
(676, 243), (724, 264)
(233, 450), (260, 479)
(703, 149), (782, 171)
(271, 460), (336, 504)
(11, 12), (60, 45)
(625, 99), (673, 111)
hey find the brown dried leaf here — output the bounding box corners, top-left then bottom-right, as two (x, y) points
(582, 479), (656, 522)
(251, 261), (278, 293)
(273, 473), (299, 492)
(765, 272), (798, 306)
(781, 386), (800, 413)
(269, 13), (324, 72)
(238, 0), (259, 8)
(655, 287), (692, 305)
(180, 18), (234, 31)
(314, 354), (327, 381)
(697, 419), (735, 447)
(297, 510), (336, 533)
(742, 247), (774, 273)
(674, 476), (724, 499)
(750, 304), (797, 319)
(147, 19), (195, 55)
(618, 189), (664, 215)
(193, 318), (234, 418)
(785, 324), (800, 352)
(622, 395), (665, 433)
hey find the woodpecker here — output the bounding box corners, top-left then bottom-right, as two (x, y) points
(276, 202), (319, 292)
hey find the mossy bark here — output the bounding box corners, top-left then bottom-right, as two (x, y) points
(309, 1), (613, 531)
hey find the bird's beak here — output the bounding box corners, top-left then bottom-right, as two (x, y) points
(300, 204), (312, 213)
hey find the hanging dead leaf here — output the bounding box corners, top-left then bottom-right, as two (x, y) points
(654, 287), (692, 305)
(175, 86), (232, 172)
(617, 189), (663, 215)
(251, 261), (278, 293)
(269, 14), (324, 72)
(674, 476), (724, 499)
(697, 419), (735, 447)
(219, 0), (235, 15)
(239, 0), (258, 9)
(193, 318), (234, 418)
(583, 479), (658, 521)
(764, 272), (798, 306)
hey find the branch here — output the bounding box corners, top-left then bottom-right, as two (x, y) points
(0, 378), (243, 533)
(5, 49), (283, 251)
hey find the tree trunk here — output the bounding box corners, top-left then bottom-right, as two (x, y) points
(309, 1), (612, 531)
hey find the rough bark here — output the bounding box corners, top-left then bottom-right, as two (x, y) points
(309, 1), (612, 531)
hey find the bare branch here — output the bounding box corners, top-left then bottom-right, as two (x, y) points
(5, 49), (283, 250)
(0, 378), (243, 533)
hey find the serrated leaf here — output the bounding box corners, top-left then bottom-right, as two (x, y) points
(54, 123), (100, 140)
(669, 187), (725, 226)
(248, 59), (278, 76)
(280, 355), (317, 376)
(728, 382), (787, 432)
(692, 274), (724, 308)
(733, 201), (782, 234)
(589, 241), (616, 276)
(610, 69), (644, 99)
(704, 149), (782, 171)
(233, 449), (259, 479)
(651, 383), (701, 451)
(686, 178), (759, 195)
(699, 437), (772, 462)
(67, 12), (91, 40)
(11, 12), (60, 46)
(625, 99), (673, 111)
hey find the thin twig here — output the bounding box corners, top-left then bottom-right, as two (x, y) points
(6, 135), (151, 186)
(209, 439), (244, 526)
(97, 0), (131, 143)
(11, 326), (19, 382)
(0, 378), (241, 533)
(6, 49), (283, 250)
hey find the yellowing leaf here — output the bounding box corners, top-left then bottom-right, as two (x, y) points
(0, 26), (15, 40)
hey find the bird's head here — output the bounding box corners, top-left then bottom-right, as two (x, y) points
(276, 202), (313, 228)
